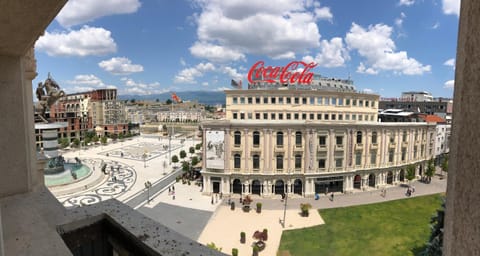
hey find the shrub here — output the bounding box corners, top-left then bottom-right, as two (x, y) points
(232, 248), (238, 256)
(300, 203), (312, 217)
(240, 232), (246, 244)
(256, 202), (262, 213)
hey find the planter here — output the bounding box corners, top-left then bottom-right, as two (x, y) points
(231, 202), (235, 210)
(256, 203), (262, 213)
(243, 204), (250, 212)
(232, 248), (238, 256)
(240, 232), (246, 244)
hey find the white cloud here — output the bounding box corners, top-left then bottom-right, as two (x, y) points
(190, 42), (246, 62)
(398, 0), (415, 6)
(444, 58), (455, 69)
(36, 26), (117, 57)
(120, 77), (165, 95)
(302, 37), (349, 68)
(431, 22), (440, 29)
(202, 82), (209, 87)
(444, 80), (454, 89)
(180, 58), (186, 66)
(221, 66), (243, 81)
(363, 88), (374, 93)
(66, 74), (116, 93)
(56, 0), (141, 27)
(174, 62), (216, 84)
(98, 57), (144, 75)
(191, 0), (322, 61)
(395, 12), (406, 27)
(214, 86), (232, 91)
(345, 23), (431, 75)
(442, 0), (460, 16)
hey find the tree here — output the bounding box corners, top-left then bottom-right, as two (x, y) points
(189, 146), (195, 156)
(84, 136), (92, 145)
(130, 98), (136, 103)
(118, 133), (124, 140)
(166, 99), (172, 105)
(101, 136), (108, 145)
(182, 161), (190, 172)
(72, 138), (80, 147)
(172, 155), (179, 165)
(441, 155), (448, 175)
(206, 242), (222, 252)
(92, 135), (99, 143)
(425, 158), (435, 183)
(155, 98), (159, 102)
(406, 164), (416, 183)
(191, 156), (199, 167)
(195, 143), (202, 150)
(179, 150), (187, 160)
(424, 197), (445, 255)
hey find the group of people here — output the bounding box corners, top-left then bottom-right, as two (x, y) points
(406, 186), (415, 197)
(168, 185), (175, 199)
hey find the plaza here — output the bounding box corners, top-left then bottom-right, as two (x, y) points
(47, 134), (447, 255)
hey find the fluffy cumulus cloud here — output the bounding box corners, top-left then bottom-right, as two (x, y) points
(56, 0), (141, 27)
(442, 0), (460, 16)
(190, 0), (325, 61)
(36, 26), (117, 57)
(66, 74), (116, 93)
(444, 80), (454, 89)
(174, 62), (216, 83)
(302, 37), (349, 67)
(98, 57), (144, 75)
(345, 23), (431, 75)
(120, 77), (166, 95)
(398, 0), (415, 6)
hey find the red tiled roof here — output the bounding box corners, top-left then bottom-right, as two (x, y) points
(423, 115), (446, 123)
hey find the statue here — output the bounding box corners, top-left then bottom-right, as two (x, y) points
(35, 74), (65, 122)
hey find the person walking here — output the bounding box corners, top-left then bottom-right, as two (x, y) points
(331, 192), (334, 201)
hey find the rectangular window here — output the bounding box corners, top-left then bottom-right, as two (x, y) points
(319, 136), (326, 146)
(240, 97), (245, 104)
(389, 150), (394, 163)
(302, 97), (307, 104)
(271, 97), (276, 104)
(372, 101), (375, 107)
(233, 97), (238, 104)
(294, 97), (299, 104)
(325, 97), (330, 105)
(336, 136), (343, 145)
(401, 148), (406, 161)
(317, 113), (322, 120)
(287, 113), (291, 120)
(255, 97), (260, 104)
(359, 115), (363, 121)
(295, 155), (302, 169)
(338, 98), (344, 106)
(248, 97), (252, 104)
(278, 97), (283, 104)
(318, 159), (326, 169)
(263, 113), (268, 120)
(346, 99), (350, 105)
(271, 113), (276, 120)
(302, 113), (307, 120)
(324, 114), (329, 120)
(352, 114), (356, 120)
(370, 152), (377, 165)
(309, 97), (315, 104)
(263, 97), (268, 104)
(352, 99), (357, 106)
(332, 97), (337, 105)
(346, 114), (350, 120)
(317, 97), (323, 105)
(240, 113), (245, 120)
(336, 158), (343, 168)
(339, 114), (343, 120)
(286, 97), (291, 104)
(359, 100), (363, 107)
(255, 113), (260, 120)
(366, 101), (369, 107)
(247, 113), (252, 119)
(310, 113), (314, 120)
(294, 113), (299, 120)
(355, 152), (362, 166)
(331, 114), (336, 120)
(279, 113), (283, 120)
(233, 113), (238, 119)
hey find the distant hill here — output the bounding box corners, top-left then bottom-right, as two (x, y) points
(118, 91), (226, 105)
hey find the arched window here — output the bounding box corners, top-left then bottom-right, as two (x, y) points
(234, 154), (241, 169)
(234, 131), (241, 145)
(276, 155), (284, 170)
(253, 131), (260, 146)
(356, 131), (362, 144)
(295, 131), (302, 146)
(372, 131), (378, 144)
(295, 154), (302, 169)
(276, 132), (284, 146)
(253, 154), (260, 169)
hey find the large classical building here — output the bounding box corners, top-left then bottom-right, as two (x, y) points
(201, 77), (436, 197)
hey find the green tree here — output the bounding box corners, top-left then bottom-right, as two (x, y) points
(191, 156), (199, 167)
(182, 161), (190, 172)
(84, 136), (91, 145)
(179, 150), (187, 160)
(118, 133), (124, 140)
(58, 137), (70, 148)
(155, 98), (159, 102)
(441, 155), (448, 175)
(425, 158), (435, 183)
(72, 138), (80, 147)
(172, 155), (179, 165)
(92, 135), (99, 143)
(424, 197), (445, 255)
(130, 98), (136, 103)
(166, 99), (172, 105)
(195, 143), (202, 150)
(189, 146), (195, 156)
(406, 164), (416, 183)
(101, 136), (108, 145)
(206, 242), (222, 252)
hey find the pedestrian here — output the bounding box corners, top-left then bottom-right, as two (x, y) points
(331, 192), (334, 201)
(93, 166), (95, 171)
(412, 185), (415, 193)
(173, 191), (175, 200)
(169, 187), (171, 193)
(172, 185), (175, 191)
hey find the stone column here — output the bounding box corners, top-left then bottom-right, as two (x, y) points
(444, 1), (480, 254)
(287, 129), (292, 171)
(0, 54), (38, 197)
(244, 128), (249, 172)
(263, 128), (269, 173)
(224, 128), (230, 173)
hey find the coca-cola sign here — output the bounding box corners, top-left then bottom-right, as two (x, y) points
(247, 61), (317, 85)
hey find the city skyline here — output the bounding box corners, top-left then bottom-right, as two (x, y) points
(34, 0), (460, 98)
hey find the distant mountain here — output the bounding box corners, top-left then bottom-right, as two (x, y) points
(118, 91), (226, 105)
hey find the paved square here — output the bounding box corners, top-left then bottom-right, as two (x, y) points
(98, 141), (183, 161)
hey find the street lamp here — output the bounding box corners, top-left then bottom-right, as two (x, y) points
(142, 152), (147, 168)
(282, 170), (292, 228)
(144, 181), (152, 203)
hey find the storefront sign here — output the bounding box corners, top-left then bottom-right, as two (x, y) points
(247, 61), (317, 85)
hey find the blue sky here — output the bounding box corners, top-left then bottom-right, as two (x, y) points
(34, 0), (460, 98)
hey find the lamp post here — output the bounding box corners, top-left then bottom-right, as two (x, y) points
(144, 181), (152, 203)
(143, 152), (147, 168)
(282, 170), (292, 228)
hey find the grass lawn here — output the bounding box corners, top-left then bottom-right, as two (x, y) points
(278, 194), (443, 256)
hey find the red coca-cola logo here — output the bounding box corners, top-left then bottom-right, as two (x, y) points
(247, 61), (317, 85)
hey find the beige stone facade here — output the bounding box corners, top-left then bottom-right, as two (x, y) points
(202, 89), (436, 197)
